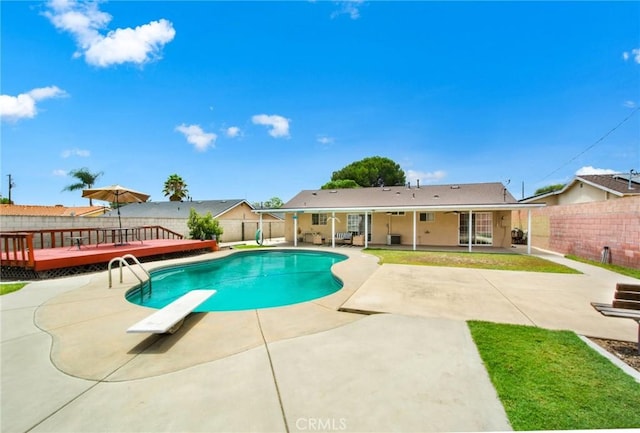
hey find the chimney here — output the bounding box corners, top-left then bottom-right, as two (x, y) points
(416, 179), (420, 189)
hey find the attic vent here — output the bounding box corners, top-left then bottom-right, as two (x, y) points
(329, 190), (338, 193)
(382, 188), (391, 191)
(312, 192), (317, 195)
(433, 194), (440, 199)
(451, 185), (460, 189)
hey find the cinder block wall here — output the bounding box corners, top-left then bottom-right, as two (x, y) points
(512, 196), (640, 269)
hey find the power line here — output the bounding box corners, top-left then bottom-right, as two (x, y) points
(538, 106), (640, 182)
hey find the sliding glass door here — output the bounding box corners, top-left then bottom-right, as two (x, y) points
(459, 212), (493, 245)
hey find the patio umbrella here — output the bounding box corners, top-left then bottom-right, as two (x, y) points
(82, 184), (150, 228)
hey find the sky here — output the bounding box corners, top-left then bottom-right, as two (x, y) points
(1, 0), (639, 207)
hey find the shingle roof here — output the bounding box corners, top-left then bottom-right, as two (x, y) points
(103, 199), (250, 219)
(0, 204), (107, 217)
(578, 174), (640, 196)
(282, 182), (518, 211)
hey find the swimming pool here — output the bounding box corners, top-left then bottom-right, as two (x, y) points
(126, 249), (347, 312)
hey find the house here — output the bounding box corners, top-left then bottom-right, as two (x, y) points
(520, 173), (640, 205)
(255, 182), (544, 252)
(0, 204), (107, 217)
(104, 199), (283, 241)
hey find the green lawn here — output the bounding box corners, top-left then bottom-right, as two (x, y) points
(566, 254), (640, 279)
(0, 282), (27, 295)
(365, 249), (580, 273)
(468, 321), (640, 430)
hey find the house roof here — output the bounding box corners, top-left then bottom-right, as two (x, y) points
(520, 173), (640, 203)
(0, 204), (107, 217)
(102, 199), (251, 219)
(270, 182), (541, 213)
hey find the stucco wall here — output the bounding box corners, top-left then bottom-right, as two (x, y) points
(512, 195), (640, 268)
(285, 210), (512, 248)
(0, 215), (284, 243)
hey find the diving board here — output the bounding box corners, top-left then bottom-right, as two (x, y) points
(127, 289), (216, 334)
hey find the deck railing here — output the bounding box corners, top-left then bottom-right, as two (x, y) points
(1, 225), (183, 251)
(0, 232), (36, 268)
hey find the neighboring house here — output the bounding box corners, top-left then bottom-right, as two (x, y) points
(520, 173), (640, 205)
(104, 199), (283, 241)
(255, 182), (543, 251)
(0, 204), (107, 217)
(513, 173), (640, 268)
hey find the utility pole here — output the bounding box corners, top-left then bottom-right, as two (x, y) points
(7, 174), (15, 204)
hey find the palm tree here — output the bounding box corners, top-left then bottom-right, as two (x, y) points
(163, 174), (189, 201)
(62, 168), (103, 205)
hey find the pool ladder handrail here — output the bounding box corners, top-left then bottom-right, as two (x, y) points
(108, 254), (151, 289)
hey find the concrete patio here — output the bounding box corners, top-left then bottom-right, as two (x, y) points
(1, 246), (638, 432)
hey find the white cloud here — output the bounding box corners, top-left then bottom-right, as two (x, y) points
(575, 166), (618, 175)
(622, 48), (640, 64)
(317, 135), (335, 145)
(44, 0), (175, 67)
(0, 86), (67, 122)
(52, 169), (68, 176)
(225, 126), (241, 138)
(252, 114), (291, 138)
(331, 1), (365, 19)
(623, 100), (637, 108)
(175, 124), (217, 151)
(406, 169), (447, 184)
(61, 148), (90, 158)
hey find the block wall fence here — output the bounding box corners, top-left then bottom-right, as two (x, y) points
(0, 216), (284, 245)
(512, 195), (640, 269)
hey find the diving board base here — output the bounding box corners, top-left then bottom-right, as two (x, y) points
(127, 289), (216, 334)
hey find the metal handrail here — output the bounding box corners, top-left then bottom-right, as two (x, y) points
(108, 254), (150, 289)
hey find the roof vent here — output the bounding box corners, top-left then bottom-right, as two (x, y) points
(451, 185), (460, 189)
(433, 194), (440, 199)
(329, 190), (338, 193)
(382, 188), (391, 191)
(312, 192), (317, 195)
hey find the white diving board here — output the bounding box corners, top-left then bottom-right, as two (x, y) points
(127, 289), (216, 334)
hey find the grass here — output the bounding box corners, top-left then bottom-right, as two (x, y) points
(0, 282), (27, 295)
(231, 244), (274, 250)
(566, 254), (640, 279)
(468, 321), (640, 430)
(364, 249), (580, 273)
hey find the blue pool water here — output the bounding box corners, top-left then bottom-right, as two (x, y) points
(126, 250), (347, 312)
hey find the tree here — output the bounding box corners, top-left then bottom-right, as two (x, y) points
(321, 179), (359, 190)
(252, 197), (284, 209)
(534, 184), (565, 196)
(62, 168), (103, 205)
(163, 174), (189, 201)
(322, 156), (406, 189)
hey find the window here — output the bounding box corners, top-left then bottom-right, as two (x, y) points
(347, 214), (362, 233)
(419, 212), (435, 222)
(311, 213), (327, 225)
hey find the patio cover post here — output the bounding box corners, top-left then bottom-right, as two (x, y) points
(527, 209), (532, 255)
(259, 213), (263, 240)
(413, 210), (417, 251)
(331, 211), (336, 248)
(364, 211), (369, 248)
(468, 210), (473, 253)
(293, 213), (298, 247)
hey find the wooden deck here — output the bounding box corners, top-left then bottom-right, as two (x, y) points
(1, 238), (217, 279)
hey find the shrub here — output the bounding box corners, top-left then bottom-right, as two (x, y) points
(187, 208), (223, 241)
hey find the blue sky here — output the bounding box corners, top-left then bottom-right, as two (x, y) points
(2, 1), (639, 207)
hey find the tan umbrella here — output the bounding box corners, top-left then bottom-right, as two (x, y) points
(82, 184), (150, 228)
